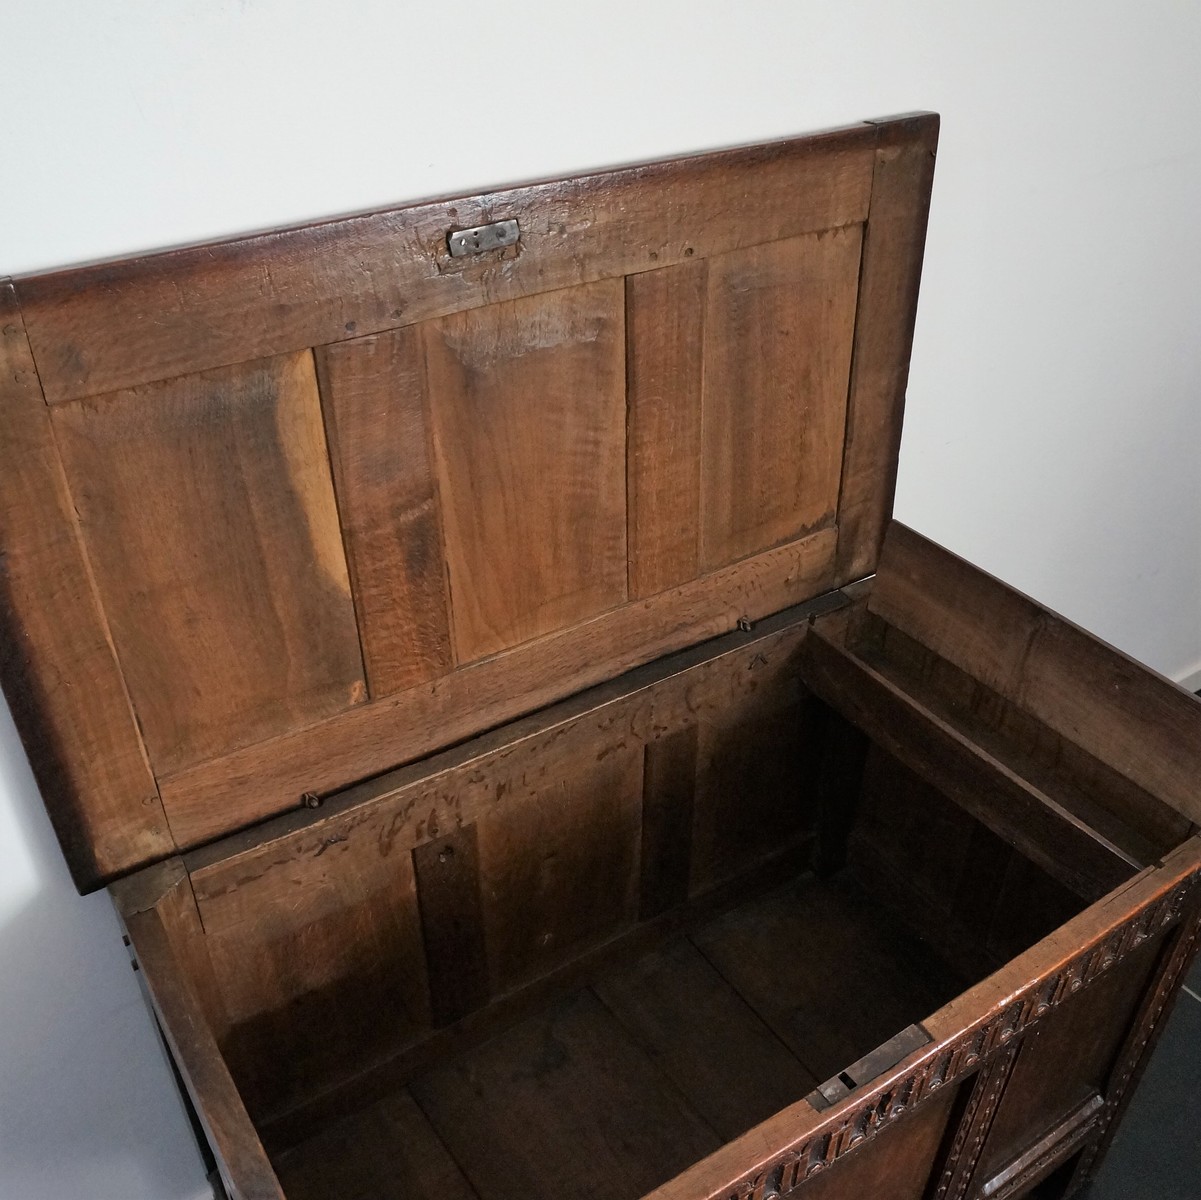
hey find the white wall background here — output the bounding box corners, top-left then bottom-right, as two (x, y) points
(1, 3), (1198, 1197)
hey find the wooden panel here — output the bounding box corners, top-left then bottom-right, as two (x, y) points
(427, 280), (627, 661)
(639, 725), (699, 919)
(626, 260), (705, 597)
(164, 528), (838, 848)
(693, 876), (961, 1081)
(974, 937), (1161, 1185)
(477, 748), (643, 992)
(835, 114), (939, 582)
(871, 522), (1201, 827)
(52, 352), (365, 775)
(800, 628), (1139, 902)
(199, 834), (430, 1121)
(867, 619), (1190, 864)
(596, 937), (819, 1140)
(0, 280), (167, 890)
(18, 125), (878, 403)
(700, 228), (862, 569)
(411, 989), (721, 1200)
(316, 329), (453, 696)
(412, 827), (490, 1025)
(122, 903), (286, 1200)
(789, 1085), (956, 1200)
(689, 668), (813, 893)
(273, 1089), (479, 1200)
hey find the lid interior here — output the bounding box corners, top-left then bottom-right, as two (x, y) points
(0, 113), (937, 890)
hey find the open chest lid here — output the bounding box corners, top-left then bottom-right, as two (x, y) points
(0, 113), (937, 892)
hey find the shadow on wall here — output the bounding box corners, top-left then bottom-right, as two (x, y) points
(0, 697), (210, 1200)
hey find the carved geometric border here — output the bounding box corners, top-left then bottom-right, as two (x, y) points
(720, 874), (1198, 1200)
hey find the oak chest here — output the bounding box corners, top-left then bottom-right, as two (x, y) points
(2, 113), (1200, 1200)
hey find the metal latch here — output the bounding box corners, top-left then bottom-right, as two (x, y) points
(806, 1024), (932, 1111)
(447, 218), (520, 258)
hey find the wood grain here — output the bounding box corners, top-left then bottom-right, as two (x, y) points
(17, 125), (878, 403)
(639, 725), (699, 919)
(477, 748), (643, 992)
(412, 826), (490, 1025)
(411, 989), (721, 1200)
(427, 280), (627, 661)
(835, 114), (939, 583)
(871, 522), (1201, 827)
(52, 351), (366, 775)
(801, 627), (1139, 902)
(162, 526), (838, 847)
(596, 937), (819, 1140)
(123, 904), (286, 1200)
(626, 260), (705, 597)
(700, 229), (862, 570)
(273, 1088), (479, 1200)
(0, 279), (167, 890)
(316, 329), (453, 696)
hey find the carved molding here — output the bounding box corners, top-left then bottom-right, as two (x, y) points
(721, 875), (1197, 1200)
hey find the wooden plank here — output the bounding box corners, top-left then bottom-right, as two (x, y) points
(411, 988), (721, 1200)
(689, 668), (813, 893)
(871, 521), (1201, 827)
(52, 351), (366, 775)
(693, 876), (960, 1082)
(700, 228), (862, 570)
(200, 832), (430, 1122)
(427, 280), (627, 661)
(17, 125), (878, 403)
(476, 748), (643, 992)
(834, 114), (939, 582)
(162, 525), (839, 848)
(273, 1088), (480, 1200)
(868, 618), (1189, 864)
(123, 905), (286, 1200)
(316, 329), (453, 697)
(0, 279), (167, 891)
(626, 260), (705, 598)
(973, 937), (1161, 1186)
(595, 937), (819, 1140)
(800, 628), (1139, 902)
(412, 827), (490, 1025)
(639, 725), (699, 919)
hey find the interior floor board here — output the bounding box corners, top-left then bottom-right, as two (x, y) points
(271, 872), (967, 1200)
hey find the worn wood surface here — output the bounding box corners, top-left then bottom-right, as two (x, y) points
(411, 989), (722, 1200)
(17, 125), (877, 403)
(800, 626), (1139, 902)
(123, 904), (286, 1200)
(595, 938), (819, 1141)
(871, 522), (1201, 827)
(427, 280), (627, 660)
(626, 261), (705, 598)
(273, 1089), (479, 1200)
(701, 230), (861, 570)
(315, 330), (453, 697)
(0, 280), (166, 890)
(834, 114), (938, 583)
(52, 351), (366, 774)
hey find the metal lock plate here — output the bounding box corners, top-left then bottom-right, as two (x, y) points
(447, 218), (520, 258)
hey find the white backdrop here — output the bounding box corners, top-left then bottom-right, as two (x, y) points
(2, 3), (1199, 1197)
